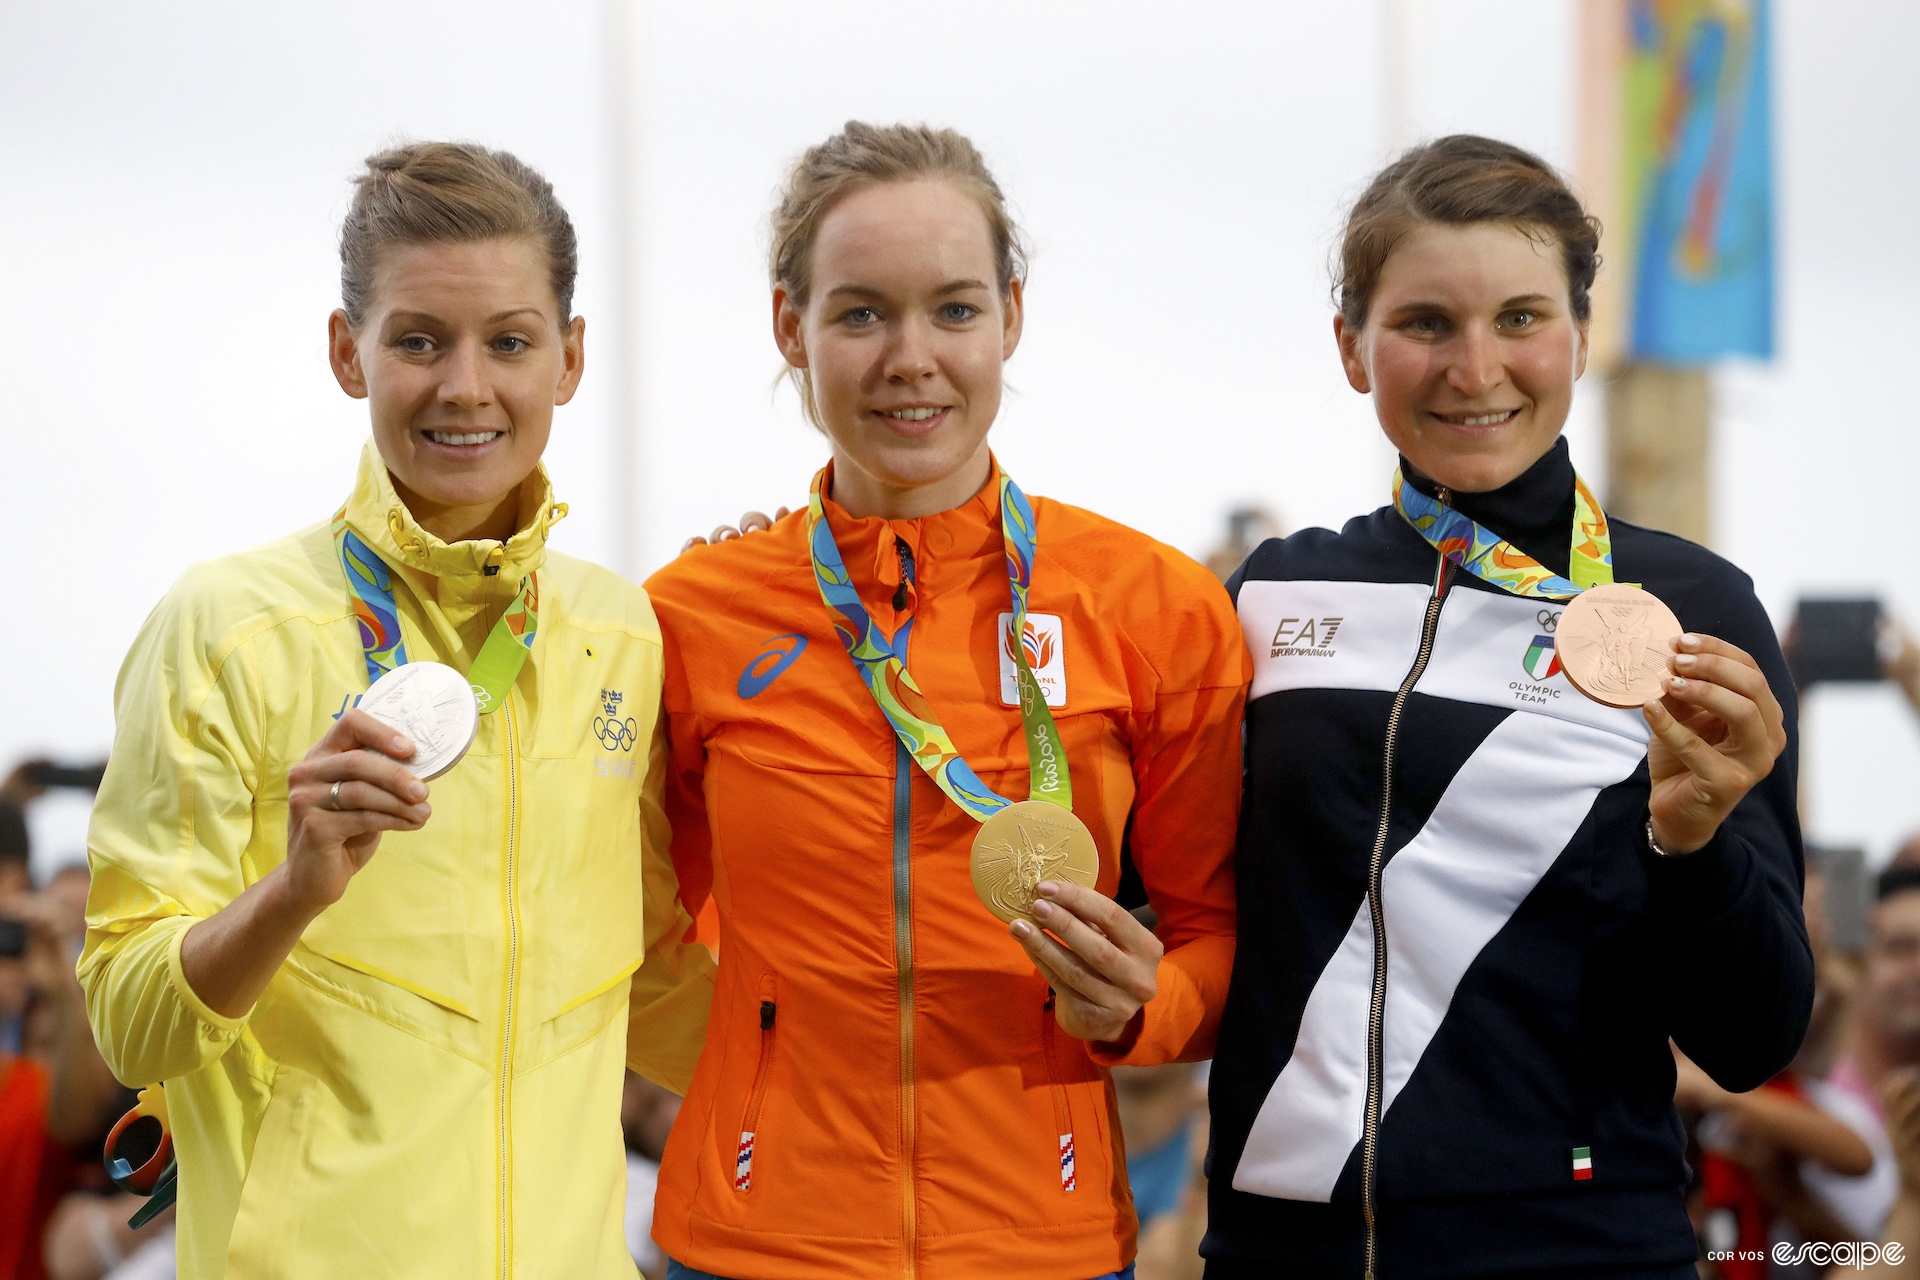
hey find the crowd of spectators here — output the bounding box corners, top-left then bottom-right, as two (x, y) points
(0, 761), (174, 1280)
(1672, 623), (1920, 1274)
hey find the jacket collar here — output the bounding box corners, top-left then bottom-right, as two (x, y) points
(340, 438), (565, 584)
(1401, 436), (1579, 580)
(816, 454), (1005, 607)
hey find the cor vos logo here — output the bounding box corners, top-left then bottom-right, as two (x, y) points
(1270, 616), (1343, 658)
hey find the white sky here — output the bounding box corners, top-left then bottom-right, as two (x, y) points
(4, 0), (1917, 873)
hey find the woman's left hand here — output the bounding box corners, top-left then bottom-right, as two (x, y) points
(1644, 633), (1788, 855)
(1011, 881), (1163, 1044)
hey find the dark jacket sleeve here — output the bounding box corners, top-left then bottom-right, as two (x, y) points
(1653, 569), (1813, 1092)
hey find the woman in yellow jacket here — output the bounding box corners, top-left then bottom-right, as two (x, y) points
(80, 142), (714, 1280)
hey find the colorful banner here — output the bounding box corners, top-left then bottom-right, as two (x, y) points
(1582, 0), (1775, 365)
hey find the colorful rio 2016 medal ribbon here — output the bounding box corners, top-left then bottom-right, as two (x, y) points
(804, 466), (1098, 924)
(332, 510), (538, 776)
(1392, 466), (1679, 709)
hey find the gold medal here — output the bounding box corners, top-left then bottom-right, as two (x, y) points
(969, 800), (1100, 924)
(1556, 583), (1684, 709)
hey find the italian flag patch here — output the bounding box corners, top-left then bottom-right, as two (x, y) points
(1572, 1147), (1593, 1181)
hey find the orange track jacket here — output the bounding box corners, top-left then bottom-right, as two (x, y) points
(645, 466), (1250, 1279)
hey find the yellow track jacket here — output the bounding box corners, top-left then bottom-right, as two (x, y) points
(80, 443), (716, 1279)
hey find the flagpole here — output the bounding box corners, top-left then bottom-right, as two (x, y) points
(604, 0), (644, 579)
(1382, 0), (1424, 154)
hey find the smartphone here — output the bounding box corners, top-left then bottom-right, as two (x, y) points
(1812, 845), (1869, 955)
(23, 761), (107, 791)
(0, 918), (26, 959)
(1790, 598), (1883, 688)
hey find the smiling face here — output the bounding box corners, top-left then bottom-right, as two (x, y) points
(328, 237), (585, 543)
(1335, 221), (1588, 494)
(774, 179), (1022, 520)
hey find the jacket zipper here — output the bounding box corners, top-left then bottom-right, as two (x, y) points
(892, 536), (913, 611)
(1039, 994), (1078, 1193)
(1361, 492), (1454, 1280)
(892, 736), (917, 1274)
(891, 535), (919, 1277)
(733, 976), (779, 1192)
(497, 700), (524, 1280)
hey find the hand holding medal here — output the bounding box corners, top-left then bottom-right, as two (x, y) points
(1397, 471), (1787, 857)
(1638, 630), (1787, 854)
(807, 465), (1163, 1044)
(285, 707), (432, 910)
(278, 518), (535, 911)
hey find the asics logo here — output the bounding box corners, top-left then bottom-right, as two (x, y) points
(738, 634), (809, 699)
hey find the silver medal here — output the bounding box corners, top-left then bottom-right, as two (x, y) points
(356, 662), (480, 780)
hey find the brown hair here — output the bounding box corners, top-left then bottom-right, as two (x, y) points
(339, 141), (579, 327)
(1336, 134), (1600, 329)
(769, 122), (1028, 427)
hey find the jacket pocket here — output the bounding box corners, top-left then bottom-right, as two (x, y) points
(733, 974), (779, 1193)
(298, 832), (475, 1028)
(280, 945), (486, 1065)
(1041, 994), (1078, 1194)
(225, 1065), (316, 1276)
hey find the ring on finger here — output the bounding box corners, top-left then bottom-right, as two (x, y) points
(327, 780), (344, 812)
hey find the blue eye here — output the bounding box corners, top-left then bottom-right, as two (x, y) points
(940, 303), (979, 323)
(842, 306), (880, 325)
(495, 335), (530, 354)
(399, 335), (433, 353)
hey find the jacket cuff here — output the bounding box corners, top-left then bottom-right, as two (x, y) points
(1087, 1010), (1147, 1066)
(165, 921), (253, 1037)
(1646, 825), (1752, 919)
(1087, 953), (1196, 1068)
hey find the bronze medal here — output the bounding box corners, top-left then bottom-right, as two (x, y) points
(1555, 583), (1684, 709)
(969, 800), (1100, 924)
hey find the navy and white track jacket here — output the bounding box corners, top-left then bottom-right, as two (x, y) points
(1206, 439), (1813, 1276)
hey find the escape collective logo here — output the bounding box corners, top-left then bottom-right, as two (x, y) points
(1705, 1242), (1903, 1269)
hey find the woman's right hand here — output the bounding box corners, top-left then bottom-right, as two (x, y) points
(179, 708), (433, 1019)
(283, 709), (432, 911)
(680, 507), (790, 553)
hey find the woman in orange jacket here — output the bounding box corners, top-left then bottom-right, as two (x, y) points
(644, 122), (1250, 1280)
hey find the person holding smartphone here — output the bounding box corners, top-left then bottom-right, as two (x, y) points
(81, 142), (714, 1279)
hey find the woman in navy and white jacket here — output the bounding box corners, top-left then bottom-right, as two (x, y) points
(1205, 136), (1811, 1278)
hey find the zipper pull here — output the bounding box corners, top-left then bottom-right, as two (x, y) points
(891, 537), (915, 610)
(483, 545), (505, 577)
(759, 1000), (777, 1031)
(1435, 486), (1452, 506)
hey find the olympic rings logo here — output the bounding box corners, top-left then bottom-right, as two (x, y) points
(595, 715), (638, 752)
